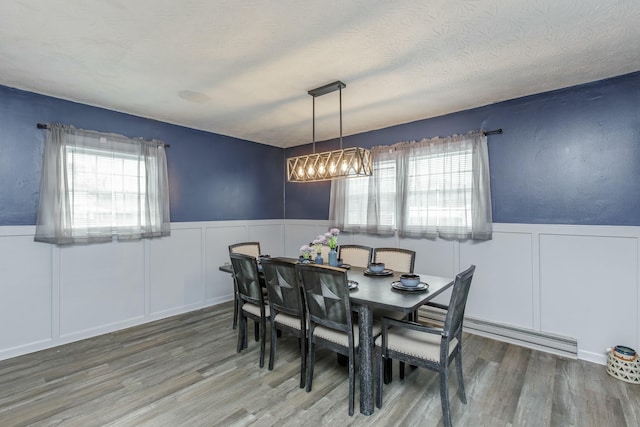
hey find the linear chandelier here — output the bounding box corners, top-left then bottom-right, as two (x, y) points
(287, 81), (372, 183)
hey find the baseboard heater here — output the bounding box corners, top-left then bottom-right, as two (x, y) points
(418, 307), (578, 359)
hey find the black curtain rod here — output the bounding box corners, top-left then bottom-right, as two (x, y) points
(36, 123), (170, 148)
(483, 128), (502, 136)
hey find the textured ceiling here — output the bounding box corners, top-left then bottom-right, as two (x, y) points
(1, 0), (639, 148)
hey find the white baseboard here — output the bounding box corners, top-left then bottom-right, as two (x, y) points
(419, 307), (578, 360)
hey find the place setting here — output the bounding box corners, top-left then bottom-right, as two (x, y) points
(363, 262), (394, 276)
(391, 274), (429, 292)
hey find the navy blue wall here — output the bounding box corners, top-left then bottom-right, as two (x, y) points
(0, 86), (284, 225)
(2, 71), (638, 227)
(285, 71), (640, 226)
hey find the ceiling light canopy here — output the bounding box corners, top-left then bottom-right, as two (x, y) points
(287, 81), (372, 183)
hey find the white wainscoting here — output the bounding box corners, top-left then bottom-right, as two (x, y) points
(0, 221), (638, 366)
(284, 221), (640, 365)
(0, 221), (286, 362)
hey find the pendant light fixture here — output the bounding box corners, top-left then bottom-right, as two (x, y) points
(287, 81), (372, 182)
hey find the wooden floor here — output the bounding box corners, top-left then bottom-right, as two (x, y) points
(1, 303), (638, 427)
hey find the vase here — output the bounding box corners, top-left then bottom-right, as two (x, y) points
(315, 253), (324, 265)
(328, 248), (338, 267)
(299, 255), (311, 264)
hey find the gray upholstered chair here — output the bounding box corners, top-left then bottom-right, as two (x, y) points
(230, 252), (270, 368)
(228, 242), (262, 329)
(229, 241), (261, 258)
(373, 247), (416, 273)
(296, 263), (381, 416)
(361, 247), (413, 382)
(261, 257), (307, 388)
(338, 244), (373, 268)
(375, 265), (476, 427)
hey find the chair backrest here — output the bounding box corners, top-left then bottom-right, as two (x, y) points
(443, 265), (476, 340)
(338, 244), (373, 268)
(229, 242), (261, 258)
(296, 263), (352, 334)
(373, 248), (416, 273)
(261, 257), (304, 318)
(229, 253), (265, 306)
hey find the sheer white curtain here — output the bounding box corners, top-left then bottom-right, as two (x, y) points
(330, 130), (492, 240)
(396, 131), (492, 240)
(329, 145), (395, 236)
(35, 124), (170, 245)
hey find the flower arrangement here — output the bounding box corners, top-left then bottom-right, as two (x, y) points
(325, 228), (340, 249)
(299, 229), (340, 264)
(312, 235), (328, 254)
(299, 244), (312, 260)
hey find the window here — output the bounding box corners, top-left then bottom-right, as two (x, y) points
(66, 145), (147, 230)
(330, 131), (492, 240)
(402, 147), (473, 234)
(35, 124), (170, 245)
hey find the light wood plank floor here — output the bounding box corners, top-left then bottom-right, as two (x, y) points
(1, 302), (638, 426)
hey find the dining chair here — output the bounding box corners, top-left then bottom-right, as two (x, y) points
(375, 265), (476, 427)
(228, 242), (262, 329)
(338, 244), (373, 268)
(373, 247), (416, 273)
(296, 263), (381, 416)
(261, 257), (307, 388)
(369, 246), (415, 383)
(228, 241), (261, 258)
(230, 252), (271, 368)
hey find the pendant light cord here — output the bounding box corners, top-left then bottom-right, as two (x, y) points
(312, 96), (316, 154)
(339, 86), (343, 150)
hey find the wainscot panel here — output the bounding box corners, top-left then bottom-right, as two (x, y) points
(462, 230), (534, 330)
(0, 229), (52, 357)
(149, 227), (204, 319)
(59, 239), (146, 340)
(539, 231), (638, 363)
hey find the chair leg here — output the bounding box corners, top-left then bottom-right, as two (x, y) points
(384, 358), (392, 384)
(236, 313), (246, 353)
(455, 350), (467, 404)
(440, 367), (452, 427)
(254, 321), (259, 342)
(306, 341), (316, 392)
(258, 319), (266, 368)
(232, 292), (239, 330)
(348, 349), (355, 416)
(268, 321), (277, 371)
(376, 348), (383, 409)
(299, 332), (306, 388)
(399, 361), (405, 379)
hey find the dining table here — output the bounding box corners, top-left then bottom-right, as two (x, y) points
(219, 259), (455, 416)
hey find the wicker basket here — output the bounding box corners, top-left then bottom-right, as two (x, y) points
(607, 350), (640, 384)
